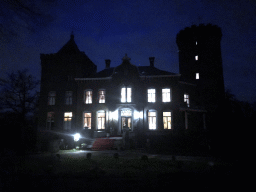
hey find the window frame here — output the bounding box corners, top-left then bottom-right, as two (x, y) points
(48, 91), (56, 105)
(98, 89), (106, 103)
(65, 91), (73, 105)
(46, 112), (55, 130)
(184, 93), (190, 107)
(162, 88), (171, 102)
(83, 112), (92, 129)
(84, 90), (93, 104)
(163, 111), (172, 130)
(97, 111), (106, 130)
(64, 112), (72, 130)
(148, 110), (157, 130)
(121, 87), (132, 103)
(147, 88), (156, 103)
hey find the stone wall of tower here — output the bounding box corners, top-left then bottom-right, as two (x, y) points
(38, 46), (97, 131)
(176, 24), (225, 112)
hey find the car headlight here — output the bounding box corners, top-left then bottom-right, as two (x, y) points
(74, 133), (81, 142)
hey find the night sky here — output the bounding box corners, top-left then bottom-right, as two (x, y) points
(1, 0), (256, 103)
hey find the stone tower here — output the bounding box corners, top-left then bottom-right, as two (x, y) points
(176, 24), (225, 113)
(38, 33), (97, 131)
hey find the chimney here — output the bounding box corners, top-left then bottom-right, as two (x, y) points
(105, 59), (111, 68)
(149, 57), (155, 67)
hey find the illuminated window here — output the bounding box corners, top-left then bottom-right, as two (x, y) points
(195, 55), (198, 60)
(121, 87), (132, 103)
(162, 88), (171, 102)
(97, 111), (105, 130)
(148, 111), (156, 130)
(163, 112), (171, 129)
(46, 112), (55, 130)
(48, 91), (56, 105)
(85, 90), (92, 104)
(65, 91), (72, 105)
(98, 90), (105, 103)
(64, 112), (72, 130)
(83, 112), (91, 129)
(148, 89), (156, 102)
(196, 73), (199, 79)
(184, 93), (190, 107)
(196, 41), (197, 45)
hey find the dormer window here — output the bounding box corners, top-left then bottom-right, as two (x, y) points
(121, 87), (132, 103)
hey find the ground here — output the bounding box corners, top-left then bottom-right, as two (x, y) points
(0, 149), (243, 191)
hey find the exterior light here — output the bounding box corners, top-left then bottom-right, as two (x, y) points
(74, 133), (81, 141)
(134, 110), (143, 120)
(110, 110), (118, 121)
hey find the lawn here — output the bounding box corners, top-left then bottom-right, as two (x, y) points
(1, 152), (241, 191)
(3, 152), (226, 177)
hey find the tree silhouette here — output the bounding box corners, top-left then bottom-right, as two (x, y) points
(0, 0), (55, 42)
(0, 69), (39, 124)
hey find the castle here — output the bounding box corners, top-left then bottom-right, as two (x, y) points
(38, 24), (225, 152)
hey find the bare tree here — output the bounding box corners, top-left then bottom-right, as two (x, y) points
(0, 69), (39, 123)
(0, 0), (55, 42)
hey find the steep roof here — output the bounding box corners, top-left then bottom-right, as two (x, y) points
(57, 33), (81, 55)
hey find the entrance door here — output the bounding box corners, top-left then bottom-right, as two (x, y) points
(121, 117), (132, 133)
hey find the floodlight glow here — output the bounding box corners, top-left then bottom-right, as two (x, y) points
(134, 110), (143, 120)
(110, 110), (118, 121)
(74, 133), (81, 141)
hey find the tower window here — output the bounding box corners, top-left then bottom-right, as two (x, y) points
(196, 73), (200, 79)
(46, 112), (55, 130)
(48, 91), (56, 105)
(195, 55), (198, 60)
(184, 94), (190, 107)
